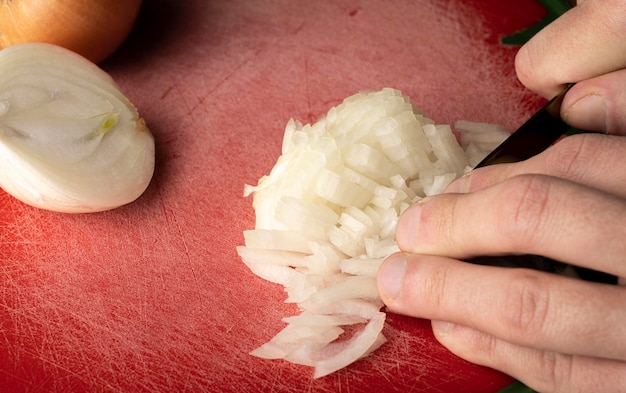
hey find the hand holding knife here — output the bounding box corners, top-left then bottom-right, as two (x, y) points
(467, 84), (617, 284)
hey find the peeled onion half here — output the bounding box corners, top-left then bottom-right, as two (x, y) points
(0, 43), (155, 213)
(238, 88), (508, 377)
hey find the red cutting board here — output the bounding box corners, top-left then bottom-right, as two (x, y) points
(0, 1), (549, 391)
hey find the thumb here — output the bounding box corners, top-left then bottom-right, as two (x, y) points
(561, 69), (626, 135)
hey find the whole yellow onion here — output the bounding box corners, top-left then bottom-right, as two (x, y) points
(0, 0), (142, 63)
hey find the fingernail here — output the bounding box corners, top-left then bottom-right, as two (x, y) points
(378, 253), (408, 301)
(564, 94), (607, 133)
(431, 320), (455, 337)
(396, 203), (422, 250)
(444, 173), (470, 193)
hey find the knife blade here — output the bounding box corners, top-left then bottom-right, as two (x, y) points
(474, 83), (573, 168)
(467, 84), (617, 284)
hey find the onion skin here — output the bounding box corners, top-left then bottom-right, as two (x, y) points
(0, 0), (142, 63)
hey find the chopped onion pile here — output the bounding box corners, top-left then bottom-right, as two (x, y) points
(238, 88), (508, 378)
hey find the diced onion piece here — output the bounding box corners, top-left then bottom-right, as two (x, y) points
(285, 271), (325, 303)
(315, 169), (372, 208)
(250, 324), (344, 361)
(237, 246), (297, 285)
(243, 229), (319, 254)
(364, 237), (400, 259)
(423, 123), (469, 175)
(275, 196), (339, 240)
(313, 312), (387, 378)
(236, 246), (308, 267)
(455, 120), (510, 166)
(302, 276), (379, 311)
(282, 313), (367, 326)
(422, 172), (458, 196)
(344, 143), (396, 181)
(271, 324), (344, 345)
(301, 245), (344, 276)
(340, 258), (384, 277)
(300, 298), (384, 319)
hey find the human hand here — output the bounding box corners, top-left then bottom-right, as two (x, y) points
(377, 133), (626, 392)
(515, 0), (626, 134)
(377, 1), (626, 392)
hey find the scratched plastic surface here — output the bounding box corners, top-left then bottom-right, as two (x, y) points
(0, 1), (548, 392)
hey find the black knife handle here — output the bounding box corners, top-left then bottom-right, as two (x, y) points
(467, 255), (618, 284)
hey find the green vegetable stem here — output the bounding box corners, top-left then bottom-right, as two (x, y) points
(501, 0), (575, 45)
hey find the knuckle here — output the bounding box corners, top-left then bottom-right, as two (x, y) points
(533, 352), (575, 393)
(544, 134), (596, 181)
(417, 195), (459, 250)
(465, 329), (500, 360)
(501, 272), (552, 339)
(398, 255), (451, 314)
(421, 260), (451, 311)
(498, 175), (553, 249)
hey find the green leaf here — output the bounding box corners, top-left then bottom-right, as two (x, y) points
(496, 381), (538, 393)
(501, 0), (574, 45)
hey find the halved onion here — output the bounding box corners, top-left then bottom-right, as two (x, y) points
(0, 43), (154, 213)
(239, 88), (508, 377)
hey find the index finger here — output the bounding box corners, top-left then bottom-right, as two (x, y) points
(397, 174), (626, 279)
(377, 253), (626, 362)
(446, 134), (626, 199)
